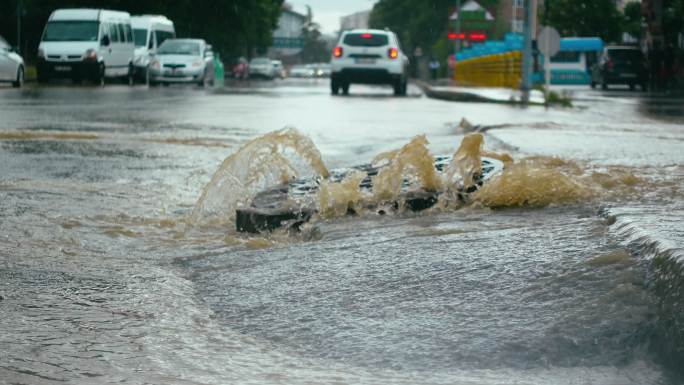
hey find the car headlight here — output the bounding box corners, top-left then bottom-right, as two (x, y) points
(150, 59), (160, 70)
(191, 59), (203, 68)
(84, 49), (98, 61)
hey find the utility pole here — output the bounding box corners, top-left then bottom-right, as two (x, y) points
(454, 0), (462, 54)
(521, 0), (534, 103)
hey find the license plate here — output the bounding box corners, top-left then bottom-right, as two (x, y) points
(54, 66), (71, 72)
(355, 58), (376, 65)
(620, 73), (636, 78)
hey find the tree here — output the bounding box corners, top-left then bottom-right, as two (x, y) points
(546, 0), (623, 43)
(623, 2), (642, 40)
(299, 5), (328, 63)
(369, 0), (501, 58)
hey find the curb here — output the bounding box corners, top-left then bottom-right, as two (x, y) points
(414, 80), (544, 106)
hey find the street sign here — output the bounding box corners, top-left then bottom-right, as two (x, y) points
(537, 26), (561, 97)
(537, 26), (560, 57)
(272, 37), (304, 49)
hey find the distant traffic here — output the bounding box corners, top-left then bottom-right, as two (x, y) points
(1, 7), (334, 89)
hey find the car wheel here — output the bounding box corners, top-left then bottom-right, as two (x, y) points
(331, 78), (340, 95)
(37, 68), (50, 84)
(342, 82), (350, 95)
(95, 63), (105, 86)
(393, 79), (403, 96)
(601, 80), (608, 90)
(12, 66), (24, 88)
(143, 67), (150, 86)
(590, 81), (596, 89)
(629, 83), (636, 91)
(124, 65), (134, 86)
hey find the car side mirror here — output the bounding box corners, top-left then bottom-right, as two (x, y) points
(101, 35), (110, 47)
(10, 46), (19, 53)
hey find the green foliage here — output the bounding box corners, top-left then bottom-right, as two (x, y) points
(662, 0), (684, 48)
(369, 1), (502, 59)
(546, 0), (623, 43)
(299, 6), (329, 63)
(0, 0), (283, 59)
(545, 90), (572, 107)
(623, 2), (642, 39)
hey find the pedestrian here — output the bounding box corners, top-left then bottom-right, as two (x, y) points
(429, 58), (440, 82)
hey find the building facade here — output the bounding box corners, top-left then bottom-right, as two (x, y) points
(270, 9), (307, 58)
(340, 10), (371, 31)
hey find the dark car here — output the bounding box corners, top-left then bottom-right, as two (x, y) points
(591, 46), (648, 91)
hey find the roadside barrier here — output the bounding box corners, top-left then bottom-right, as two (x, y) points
(453, 51), (521, 89)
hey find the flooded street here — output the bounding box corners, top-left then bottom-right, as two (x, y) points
(1, 80), (683, 384)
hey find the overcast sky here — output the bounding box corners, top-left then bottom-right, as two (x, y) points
(286, 0), (378, 34)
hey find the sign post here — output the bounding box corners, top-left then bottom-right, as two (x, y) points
(537, 26), (561, 99)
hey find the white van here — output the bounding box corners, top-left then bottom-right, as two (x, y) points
(131, 15), (176, 83)
(37, 9), (135, 85)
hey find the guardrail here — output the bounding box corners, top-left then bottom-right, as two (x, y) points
(453, 51), (522, 89)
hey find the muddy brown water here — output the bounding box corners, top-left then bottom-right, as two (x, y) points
(1, 82), (683, 384)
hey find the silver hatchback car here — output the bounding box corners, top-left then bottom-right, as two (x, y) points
(0, 35), (25, 88)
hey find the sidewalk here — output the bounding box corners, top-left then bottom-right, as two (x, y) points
(415, 79), (545, 106)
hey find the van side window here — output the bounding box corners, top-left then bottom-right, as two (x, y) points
(124, 24), (133, 44)
(117, 23), (126, 43)
(110, 23), (120, 43)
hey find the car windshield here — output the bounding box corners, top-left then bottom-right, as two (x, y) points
(133, 29), (148, 47)
(42, 21), (100, 42)
(251, 58), (271, 65)
(343, 33), (389, 47)
(608, 49), (643, 62)
(157, 40), (200, 55)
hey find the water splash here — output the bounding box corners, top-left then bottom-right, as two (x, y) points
(445, 133), (484, 189)
(472, 157), (593, 208)
(191, 130), (652, 228)
(371, 135), (442, 201)
(191, 128), (329, 224)
(318, 171), (368, 218)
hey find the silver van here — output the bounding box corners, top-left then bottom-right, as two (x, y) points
(131, 15), (176, 83)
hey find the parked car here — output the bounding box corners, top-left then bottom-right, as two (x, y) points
(289, 64), (315, 78)
(330, 29), (409, 96)
(232, 57), (249, 79)
(591, 45), (648, 91)
(315, 63), (332, 78)
(0, 35), (24, 88)
(249, 57), (275, 79)
(272, 60), (286, 79)
(148, 39), (215, 86)
(131, 15), (175, 83)
(37, 9), (135, 85)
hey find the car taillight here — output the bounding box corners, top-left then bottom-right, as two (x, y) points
(333, 46), (343, 58)
(607, 59), (613, 70)
(388, 48), (399, 59)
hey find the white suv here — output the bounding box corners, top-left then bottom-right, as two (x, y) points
(330, 29), (409, 96)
